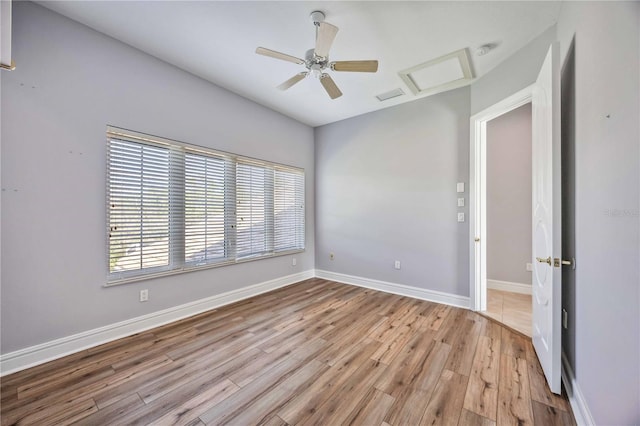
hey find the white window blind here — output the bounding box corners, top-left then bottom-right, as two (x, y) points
(107, 127), (305, 284)
(108, 139), (172, 276)
(274, 167), (305, 252)
(184, 152), (232, 265)
(236, 161), (273, 259)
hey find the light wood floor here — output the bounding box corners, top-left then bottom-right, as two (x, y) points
(485, 289), (532, 337)
(0, 279), (574, 426)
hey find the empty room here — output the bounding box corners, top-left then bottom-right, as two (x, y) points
(1, 1), (638, 425)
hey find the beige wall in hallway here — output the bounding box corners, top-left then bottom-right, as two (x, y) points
(486, 103), (532, 285)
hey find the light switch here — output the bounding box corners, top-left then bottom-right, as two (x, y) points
(456, 182), (465, 193)
(457, 212), (465, 222)
(457, 198), (465, 207)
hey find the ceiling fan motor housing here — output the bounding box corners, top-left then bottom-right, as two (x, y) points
(310, 11), (325, 26)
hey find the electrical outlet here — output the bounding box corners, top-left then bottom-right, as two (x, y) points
(562, 309), (568, 329)
(394, 260), (401, 270)
(292, 258), (297, 266)
(457, 197), (465, 207)
(457, 212), (465, 222)
(329, 252), (334, 260)
(526, 262), (533, 272)
(140, 289), (149, 302)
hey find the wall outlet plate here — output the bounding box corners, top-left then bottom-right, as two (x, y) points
(526, 262), (533, 272)
(394, 260), (401, 270)
(456, 182), (465, 193)
(292, 258), (297, 266)
(140, 289), (149, 302)
(457, 197), (465, 207)
(457, 212), (465, 222)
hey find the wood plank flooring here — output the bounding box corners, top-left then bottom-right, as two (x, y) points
(0, 278), (574, 425)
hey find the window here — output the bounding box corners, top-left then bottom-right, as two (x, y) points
(236, 161), (272, 259)
(107, 127), (304, 284)
(108, 139), (171, 274)
(184, 152), (231, 265)
(274, 167), (305, 252)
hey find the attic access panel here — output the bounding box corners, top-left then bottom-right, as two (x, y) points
(399, 48), (474, 97)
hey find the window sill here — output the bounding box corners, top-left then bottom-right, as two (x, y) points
(104, 248), (305, 287)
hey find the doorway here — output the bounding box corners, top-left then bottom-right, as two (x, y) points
(483, 103), (533, 336)
(468, 85), (533, 315)
(470, 44), (563, 394)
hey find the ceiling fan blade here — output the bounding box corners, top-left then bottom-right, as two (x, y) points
(315, 22), (339, 58)
(256, 47), (305, 65)
(277, 72), (308, 90)
(320, 73), (342, 99)
(331, 60), (379, 73)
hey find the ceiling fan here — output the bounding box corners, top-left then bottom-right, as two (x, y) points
(256, 11), (379, 100)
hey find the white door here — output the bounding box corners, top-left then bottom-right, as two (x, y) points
(531, 42), (562, 394)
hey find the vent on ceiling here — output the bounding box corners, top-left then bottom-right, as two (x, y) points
(399, 48), (474, 97)
(376, 88), (405, 102)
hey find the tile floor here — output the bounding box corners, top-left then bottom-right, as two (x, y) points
(485, 288), (532, 337)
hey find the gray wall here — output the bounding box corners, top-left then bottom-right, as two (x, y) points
(1, 2), (315, 354)
(486, 104), (532, 285)
(314, 87), (470, 296)
(556, 2), (640, 424)
(471, 25), (557, 115)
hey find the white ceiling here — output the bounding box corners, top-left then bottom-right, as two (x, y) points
(38, 1), (561, 127)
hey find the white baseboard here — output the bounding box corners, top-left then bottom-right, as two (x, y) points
(487, 279), (532, 295)
(0, 270), (314, 376)
(315, 269), (470, 309)
(562, 351), (595, 426)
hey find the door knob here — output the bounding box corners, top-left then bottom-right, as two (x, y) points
(536, 256), (551, 265)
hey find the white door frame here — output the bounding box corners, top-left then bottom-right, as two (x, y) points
(469, 85), (533, 312)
